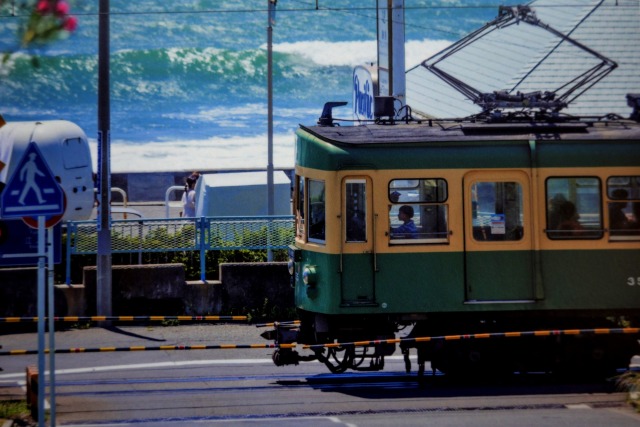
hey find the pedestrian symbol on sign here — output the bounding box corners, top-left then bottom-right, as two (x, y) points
(1, 142), (64, 219)
(19, 152), (47, 205)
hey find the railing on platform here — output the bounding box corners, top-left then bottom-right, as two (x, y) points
(66, 215), (295, 284)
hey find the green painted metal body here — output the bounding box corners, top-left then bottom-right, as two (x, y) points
(294, 249), (640, 316)
(293, 122), (640, 320)
(296, 125), (640, 172)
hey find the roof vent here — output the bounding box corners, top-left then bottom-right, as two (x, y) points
(318, 101), (347, 126)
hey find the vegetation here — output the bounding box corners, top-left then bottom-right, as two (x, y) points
(59, 222), (291, 284)
(1, 0), (78, 65)
(617, 371), (640, 412)
(53, 225), (293, 320)
(59, 245), (289, 285)
(0, 400), (34, 426)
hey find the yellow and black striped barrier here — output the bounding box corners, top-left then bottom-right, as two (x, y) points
(0, 343), (297, 356)
(1, 327), (638, 356)
(255, 320), (300, 328)
(302, 327), (640, 350)
(0, 315), (247, 323)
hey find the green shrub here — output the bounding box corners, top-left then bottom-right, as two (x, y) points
(616, 371), (640, 412)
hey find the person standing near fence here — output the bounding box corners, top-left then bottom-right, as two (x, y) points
(181, 172), (199, 217)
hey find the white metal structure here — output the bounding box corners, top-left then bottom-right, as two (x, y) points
(0, 119), (94, 221)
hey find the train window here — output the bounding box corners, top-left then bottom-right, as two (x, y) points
(345, 179), (366, 242)
(471, 181), (523, 242)
(389, 179), (447, 203)
(295, 175), (305, 239)
(546, 177), (603, 239)
(308, 179), (325, 243)
(606, 176), (640, 241)
(389, 178), (449, 244)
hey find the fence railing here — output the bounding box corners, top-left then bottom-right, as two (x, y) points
(66, 215), (295, 284)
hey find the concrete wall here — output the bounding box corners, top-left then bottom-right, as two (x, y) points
(0, 267), (68, 317)
(83, 264), (187, 316)
(0, 262), (293, 319)
(219, 262), (293, 317)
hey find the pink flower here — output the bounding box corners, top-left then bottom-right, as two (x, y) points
(63, 16), (78, 32)
(55, 1), (70, 17)
(36, 0), (52, 15)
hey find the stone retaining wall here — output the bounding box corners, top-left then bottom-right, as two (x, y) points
(0, 262), (292, 318)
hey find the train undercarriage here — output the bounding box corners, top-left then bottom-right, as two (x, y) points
(262, 310), (640, 379)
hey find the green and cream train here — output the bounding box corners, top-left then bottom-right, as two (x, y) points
(266, 114), (640, 377)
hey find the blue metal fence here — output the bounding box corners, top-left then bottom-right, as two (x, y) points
(66, 215), (295, 283)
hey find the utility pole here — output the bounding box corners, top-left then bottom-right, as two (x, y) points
(97, 0), (112, 316)
(377, 0), (406, 115)
(267, 0), (276, 261)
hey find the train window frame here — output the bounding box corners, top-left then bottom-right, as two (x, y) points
(470, 180), (524, 242)
(345, 178), (367, 243)
(545, 176), (603, 240)
(307, 178), (326, 244)
(294, 175), (305, 240)
(388, 178), (450, 245)
(606, 176), (640, 241)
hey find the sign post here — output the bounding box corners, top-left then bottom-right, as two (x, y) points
(1, 141), (64, 426)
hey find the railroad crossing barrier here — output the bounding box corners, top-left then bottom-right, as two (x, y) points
(66, 215), (295, 283)
(303, 327), (640, 351)
(0, 315), (247, 323)
(2, 327), (638, 357)
(1, 343), (296, 356)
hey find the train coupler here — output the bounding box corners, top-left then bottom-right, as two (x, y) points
(260, 321), (299, 342)
(271, 348), (317, 366)
(262, 322), (317, 367)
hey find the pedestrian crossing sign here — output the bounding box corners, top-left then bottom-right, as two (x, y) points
(1, 142), (64, 219)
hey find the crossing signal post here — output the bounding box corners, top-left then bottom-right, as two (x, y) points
(0, 142), (64, 427)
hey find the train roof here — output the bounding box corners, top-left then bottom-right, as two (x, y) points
(299, 119), (640, 146)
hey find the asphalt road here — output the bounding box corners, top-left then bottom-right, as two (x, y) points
(1, 324), (639, 426)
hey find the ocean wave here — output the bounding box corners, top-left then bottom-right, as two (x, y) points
(90, 132), (296, 173)
(271, 38), (452, 69)
(1, 38), (450, 108)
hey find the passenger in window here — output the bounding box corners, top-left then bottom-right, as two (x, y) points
(391, 205), (417, 238)
(390, 191), (401, 203)
(547, 193), (567, 230)
(609, 189), (630, 231)
(557, 200), (583, 232)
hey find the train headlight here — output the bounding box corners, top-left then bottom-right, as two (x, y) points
(303, 266), (317, 286)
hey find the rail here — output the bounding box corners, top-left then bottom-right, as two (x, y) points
(164, 185), (185, 218)
(65, 215), (295, 284)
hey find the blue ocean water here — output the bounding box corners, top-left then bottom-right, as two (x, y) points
(0, 0), (497, 172)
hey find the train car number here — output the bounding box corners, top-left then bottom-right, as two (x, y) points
(627, 277), (640, 286)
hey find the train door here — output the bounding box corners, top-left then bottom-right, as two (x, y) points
(463, 171), (535, 302)
(340, 177), (376, 305)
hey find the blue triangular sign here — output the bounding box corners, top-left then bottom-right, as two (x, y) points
(1, 142), (64, 218)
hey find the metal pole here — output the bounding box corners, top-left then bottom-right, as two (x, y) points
(390, 0), (406, 112)
(36, 217), (44, 427)
(200, 217), (206, 282)
(97, 0), (112, 316)
(267, 0), (276, 261)
(47, 226), (56, 427)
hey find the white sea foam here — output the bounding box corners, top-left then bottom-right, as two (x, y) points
(89, 132), (296, 173)
(270, 38), (452, 68)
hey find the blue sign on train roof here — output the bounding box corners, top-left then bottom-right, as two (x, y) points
(1, 142), (64, 219)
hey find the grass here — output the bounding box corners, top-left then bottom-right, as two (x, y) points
(616, 371), (640, 412)
(0, 400), (34, 426)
